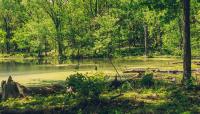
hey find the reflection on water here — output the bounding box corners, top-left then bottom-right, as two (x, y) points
(0, 57), (199, 86)
(0, 58), (183, 77)
(2, 57), (200, 86)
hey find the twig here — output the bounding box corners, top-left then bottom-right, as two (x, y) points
(108, 57), (121, 81)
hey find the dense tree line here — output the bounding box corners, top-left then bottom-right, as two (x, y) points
(0, 0), (199, 58)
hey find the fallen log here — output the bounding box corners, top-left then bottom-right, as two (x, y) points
(158, 70), (183, 74)
(123, 69), (145, 73)
(123, 68), (159, 73)
(28, 84), (65, 95)
(171, 61), (200, 65)
(196, 69), (200, 72)
(171, 62), (183, 64)
(194, 61), (200, 65)
(123, 68), (200, 74)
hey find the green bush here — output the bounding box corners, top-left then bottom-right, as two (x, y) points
(141, 72), (154, 87)
(66, 73), (105, 100)
(121, 81), (133, 91)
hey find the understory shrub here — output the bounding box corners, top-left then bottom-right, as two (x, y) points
(121, 81), (133, 91)
(66, 73), (106, 100)
(141, 72), (154, 87)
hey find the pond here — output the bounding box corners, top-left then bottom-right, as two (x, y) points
(0, 57), (199, 86)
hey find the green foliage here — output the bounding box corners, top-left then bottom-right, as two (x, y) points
(141, 72), (154, 87)
(13, 19), (54, 54)
(121, 81), (133, 91)
(0, 0), (199, 57)
(182, 78), (195, 90)
(66, 73), (105, 100)
(0, 95), (68, 111)
(0, 29), (6, 51)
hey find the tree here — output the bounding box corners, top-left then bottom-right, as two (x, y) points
(0, 0), (199, 59)
(66, 0), (93, 58)
(93, 14), (118, 57)
(0, 0), (28, 53)
(38, 0), (68, 59)
(182, 0), (191, 86)
(13, 19), (53, 56)
(0, 29), (6, 53)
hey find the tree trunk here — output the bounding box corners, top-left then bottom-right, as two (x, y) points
(178, 18), (184, 50)
(144, 24), (148, 57)
(182, 0), (191, 86)
(1, 76), (24, 100)
(56, 26), (64, 59)
(157, 24), (162, 50)
(89, 0), (94, 17)
(128, 43), (131, 52)
(44, 38), (48, 57)
(95, 0), (98, 16)
(4, 19), (11, 54)
(77, 48), (80, 59)
(58, 39), (63, 58)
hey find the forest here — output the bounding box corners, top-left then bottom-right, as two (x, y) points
(0, 0), (200, 114)
(0, 0), (199, 59)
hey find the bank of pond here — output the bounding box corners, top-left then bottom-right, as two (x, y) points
(0, 72), (200, 114)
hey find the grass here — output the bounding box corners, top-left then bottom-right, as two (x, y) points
(0, 57), (200, 113)
(2, 87), (198, 114)
(0, 72), (200, 114)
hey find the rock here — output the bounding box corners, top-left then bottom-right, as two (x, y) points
(66, 86), (74, 93)
(171, 78), (176, 83)
(1, 76), (25, 100)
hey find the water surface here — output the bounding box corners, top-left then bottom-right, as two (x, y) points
(0, 57), (199, 86)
